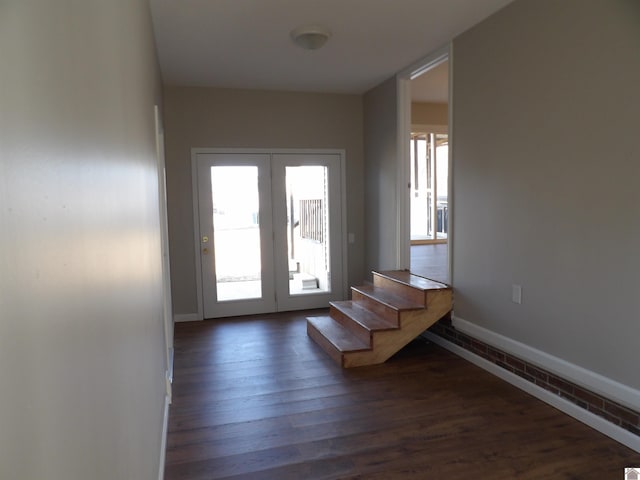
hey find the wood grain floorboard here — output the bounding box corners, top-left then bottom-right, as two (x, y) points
(165, 310), (639, 479)
(410, 243), (449, 285)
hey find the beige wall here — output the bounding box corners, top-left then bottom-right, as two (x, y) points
(452, 0), (640, 389)
(164, 86), (365, 315)
(0, 1), (167, 478)
(363, 77), (399, 275)
(411, 101), (448, 126)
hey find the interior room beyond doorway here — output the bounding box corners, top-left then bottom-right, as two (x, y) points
(411, 243), (449, 285)
(409, 59), (449, 283)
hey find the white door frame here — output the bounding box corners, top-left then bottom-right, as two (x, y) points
(154, 105), (174, 396)
(271, 153), (345, 312)
(191, 148), (348, 320)
(395, 43), (453, 283)
(197, 153), (277, 318)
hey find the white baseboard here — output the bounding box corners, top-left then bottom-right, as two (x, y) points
(452, 315), (640, 413)
(174, 313), (202, 323)
(158, 394), (170, 480)
(423, 331), (640, 453)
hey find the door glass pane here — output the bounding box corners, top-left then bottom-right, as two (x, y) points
(211, 166), (262, 301)
(410, 133), (448, 241)
(411, 134), (430, 239)
(285, 166), (331, 295)
(435, 134), (449, 239)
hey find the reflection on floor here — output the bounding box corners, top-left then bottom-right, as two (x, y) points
(410, 243), (449, 285)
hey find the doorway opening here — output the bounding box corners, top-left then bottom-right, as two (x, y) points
(407, 58), (450, 284)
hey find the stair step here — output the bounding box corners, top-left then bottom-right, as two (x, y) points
(307, 271), (453, 368)
(331, 301), (398, 330)
(375, 270), (450, 290)
(293, 272), (318, 290)
(372, 270), (450, 306)
(351, 284), (425, 311)
(330, 301), (398, 343)
(307, 315), (370, 355)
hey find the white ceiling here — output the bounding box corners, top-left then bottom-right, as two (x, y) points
(149, 0), (513, 95)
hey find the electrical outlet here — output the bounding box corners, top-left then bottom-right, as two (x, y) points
(512, 284), (522, 304)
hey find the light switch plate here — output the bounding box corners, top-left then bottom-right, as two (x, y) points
(512, 284), (522, 304)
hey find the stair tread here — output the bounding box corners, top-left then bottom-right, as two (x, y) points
(307, 316), (371, 353)
(352, 284), (425, 311)
(331, 301), (398, 332)
(375, 270), (450, 290)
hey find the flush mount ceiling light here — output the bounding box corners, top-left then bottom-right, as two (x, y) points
(290, 25), (331, 50)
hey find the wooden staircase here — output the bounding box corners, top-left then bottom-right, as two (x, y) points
(307, 270), (452, 368)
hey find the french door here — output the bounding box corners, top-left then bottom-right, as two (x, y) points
(195, 150), (344, 318)
(410, 132), (449, 243)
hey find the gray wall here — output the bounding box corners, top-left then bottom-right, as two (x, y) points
(363, 77), (399, 276)
(164, 86), (365, 315)
(0, 1), (167, 478)
(452, 0), (640, 389)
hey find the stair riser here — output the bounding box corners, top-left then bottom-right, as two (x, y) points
(342, 310), (426, 367)
(373, 273), (427, 306)
(306, 322), (344, 367)
(343, 290), (453, 368)
(329, 305), (372, 345)
(307, 271), (453, 369)
(351, 290), (400, 326)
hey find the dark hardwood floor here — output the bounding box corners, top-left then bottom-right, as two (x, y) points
(165, 310), (639, 479)
(411, 243), (449, 285)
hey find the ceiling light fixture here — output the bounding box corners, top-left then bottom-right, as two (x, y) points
(290, 25), (331, 51)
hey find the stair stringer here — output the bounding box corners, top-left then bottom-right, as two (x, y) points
(342, 288), (452, 368)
